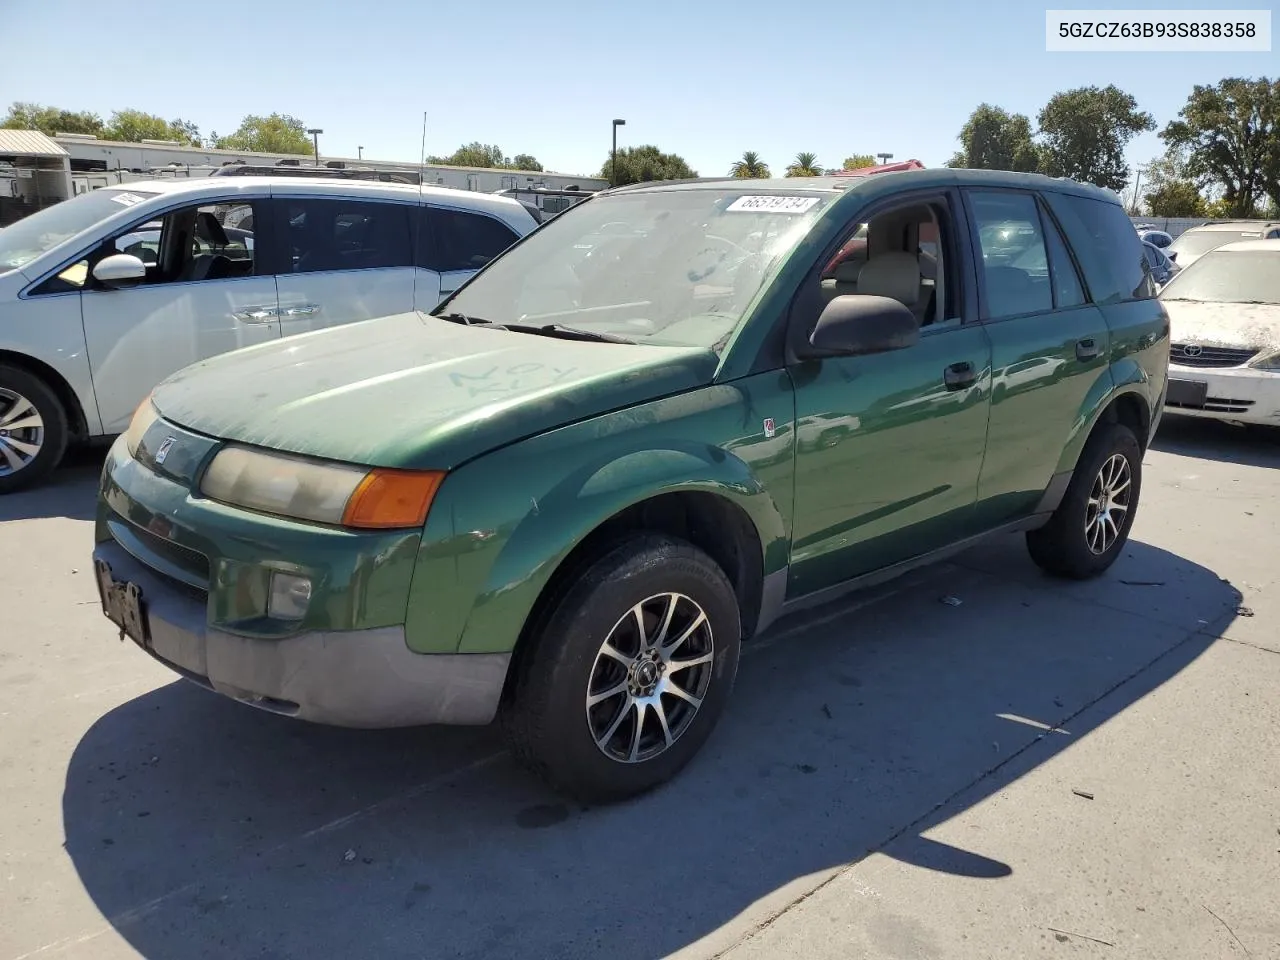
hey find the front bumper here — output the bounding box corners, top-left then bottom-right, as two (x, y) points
(1164, 364), (1280, 425)
(95, 539), (509, 727)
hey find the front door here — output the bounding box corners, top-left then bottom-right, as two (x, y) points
(962, 189), (1113, 529)
(787, 192), (993, 597)
(273, 197), (417, 338)
(81, 199), (280, 433)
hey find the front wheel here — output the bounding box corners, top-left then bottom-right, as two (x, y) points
(1027, 422), (1142, 579)
(0, 365), (69, 495)
(501, 534), (741, 804)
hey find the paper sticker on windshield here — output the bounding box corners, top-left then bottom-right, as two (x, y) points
(110, 192), (146, 207)
(1241, 231), (1262, 238)
(726, 195), (820, 214)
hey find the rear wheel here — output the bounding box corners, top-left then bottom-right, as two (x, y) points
(1027, 422), (1142, 579)
(501, 534), (741, 804)
(0, 365), (69, 495)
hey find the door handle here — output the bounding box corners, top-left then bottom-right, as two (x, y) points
(283, 304), (321, 317)
(943, 361), (977, 391)
(233, 306), (279, 323)
(1076, 337), (1100, 361)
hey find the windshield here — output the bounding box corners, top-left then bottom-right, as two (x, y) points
(1160, 250), (1280, 304)
(1168, 229), (1262, 258)
(0, 189), (157, 274)
(440, 188), (831, 349)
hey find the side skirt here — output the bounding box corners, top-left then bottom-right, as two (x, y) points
(754, 513), (1052, 636)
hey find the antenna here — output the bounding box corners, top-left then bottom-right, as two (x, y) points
(419, 110), (428, 196)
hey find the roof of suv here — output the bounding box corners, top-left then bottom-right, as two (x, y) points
(603, 168), (1120, 203)
(1213, 238), (1280, 253)
(1183, 220), (1280, 232)
(108, 176), (532, 219)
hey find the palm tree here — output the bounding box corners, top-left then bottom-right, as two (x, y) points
(786, 152), (821, 177)
(729, 151), (771, 179)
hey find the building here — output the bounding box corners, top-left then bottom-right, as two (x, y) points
(53, 133), (606, 193)
(0, 130), (74, 224)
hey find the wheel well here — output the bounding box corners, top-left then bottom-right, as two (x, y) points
(1100, 392), (1150, 451)
(0, 350), (89, 439)
(525, 491), (765, 646)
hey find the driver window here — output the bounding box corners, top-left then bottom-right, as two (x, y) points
(99, 201), (259, 289)
(815, 200), (955, 329)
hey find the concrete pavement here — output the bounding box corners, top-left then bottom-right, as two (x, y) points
(0, 419), (1275, 960)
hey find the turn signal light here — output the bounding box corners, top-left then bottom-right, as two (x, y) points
(342, 469), (445, 529)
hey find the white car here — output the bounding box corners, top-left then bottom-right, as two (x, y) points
(0, 177), (538, 491)
(1166, 220), (1280, 268)
(1159, 238), (1280, 427)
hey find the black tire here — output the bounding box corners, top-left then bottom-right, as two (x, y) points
(1026, 422), (1142, 579)
(500, 534), (741, 804)
(0, 364), (69, 495)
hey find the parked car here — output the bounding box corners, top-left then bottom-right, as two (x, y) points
(1136, 227), (1173, 249)
(1142, 240), (1180, 286)
(92, 169), (1167, 802)
(1159, 238), (1280, 426)
(1166, 220), (1280, 268)
(0, 178), (538, 491)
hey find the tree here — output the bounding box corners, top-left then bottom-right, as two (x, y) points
(1037, 85), (1155, 192)
(840, 154), (876, 171)
(730, 151), (770, 178)
(785, 152), (822, 177)
(443, 142), (507, 168)
(1, 102), (103, 136)
(215, 114), (312, 154)
(599, 145), (697, 186)
(1161, 77), (1280, 219)
(1145, 181), (1206, 218)
(103, 109), (200, 146)
(509, 153), (543, 172)
(945, 104), (1041, 172)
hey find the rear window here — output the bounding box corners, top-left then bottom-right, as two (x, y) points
(1169, 229), (1263, 258)
(1042, 192), (1154, 303)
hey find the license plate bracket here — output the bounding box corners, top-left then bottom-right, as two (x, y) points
(1166, 378), (1208, 408)
(95, 559), (150, 649)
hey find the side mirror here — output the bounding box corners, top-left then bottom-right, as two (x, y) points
(805, 295), (920, 358)
(1166, 251), (1177, 263)
(92, 253), (147, 289)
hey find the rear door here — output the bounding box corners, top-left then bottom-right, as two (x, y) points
(273, 195), (416, 337)
(418, 204), (524, 305)
(80, 197), (280, 433)
(963, 188), (1113, 529)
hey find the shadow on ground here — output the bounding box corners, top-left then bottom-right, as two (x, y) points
(60, 536), (1239, 960)
(0, 445), (105, 522)
(1152, 415), (1280, 469)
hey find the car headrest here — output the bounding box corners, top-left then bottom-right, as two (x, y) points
(857, 252), (921, 306)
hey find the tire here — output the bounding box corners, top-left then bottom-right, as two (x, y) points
(501, 534), (742, 804)
(1026, 422), (1142, 579)
(0, 364), (69, 495)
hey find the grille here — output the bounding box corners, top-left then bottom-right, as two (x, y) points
(127, 522), (211, 584)
(1170, 343), (1258, 368)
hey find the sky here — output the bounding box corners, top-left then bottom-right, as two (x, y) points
(0, 0), (1275, 190)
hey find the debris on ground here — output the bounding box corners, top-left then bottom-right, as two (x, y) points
(1120, 580), (1165, 586)
(343, 848), (357, 863)
(1237, 606), (1255, 617)
(940, 596), (963, 606)
(1072, 789), (1095, 800)
(1054, 696), (1065, 707)
(821, 704), (832, 720)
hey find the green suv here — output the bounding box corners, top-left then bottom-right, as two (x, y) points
(93, 169), (1169, 802)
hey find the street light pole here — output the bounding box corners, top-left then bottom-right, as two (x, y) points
(611, 119), (626, 187)
(306, 128), (324, 166)
(358, 145), (363, 160)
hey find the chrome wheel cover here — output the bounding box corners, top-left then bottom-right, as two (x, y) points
(0, 388), (45, 477)
(585, 592), (715, 764)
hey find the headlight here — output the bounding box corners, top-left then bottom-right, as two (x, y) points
(125, 398), (159, 457)
(1250, 351), (1280, 371)
(200, 445), (444, 529)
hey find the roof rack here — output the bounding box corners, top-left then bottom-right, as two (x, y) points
(208, 163), (419, 184)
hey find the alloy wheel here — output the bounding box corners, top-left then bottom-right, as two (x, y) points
(1084, 453), (1131, 555)
(0, 388), (44, 478)
(585, 592), (716, 764)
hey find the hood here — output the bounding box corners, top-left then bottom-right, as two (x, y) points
(152, 312), (718, 469)
(1161, 300), (1280, 353)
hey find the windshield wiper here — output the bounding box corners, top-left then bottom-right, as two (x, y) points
(499, 323), (636, 344)
(436, 312), (493, 326)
